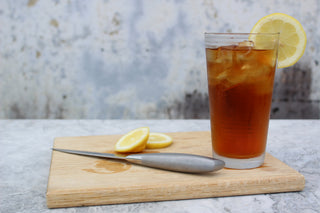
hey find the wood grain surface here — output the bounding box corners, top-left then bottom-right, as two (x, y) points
(46, 131), (305, 208)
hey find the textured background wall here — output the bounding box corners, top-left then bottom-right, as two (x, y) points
(0, 0), (319, 119)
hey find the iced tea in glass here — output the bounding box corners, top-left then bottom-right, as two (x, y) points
(205, 33), (279, 169)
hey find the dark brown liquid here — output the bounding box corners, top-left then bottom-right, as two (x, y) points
(206, 46), (276, 159)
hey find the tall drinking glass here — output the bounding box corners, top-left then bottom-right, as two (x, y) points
(205, 33), (279, 169)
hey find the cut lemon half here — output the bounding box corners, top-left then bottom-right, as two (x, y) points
(115, 127), (150, 153)
(250, 13), (306, 68)
(146, 133), (173, 149)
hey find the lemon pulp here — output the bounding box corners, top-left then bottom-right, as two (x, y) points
(115, 127), (150, 153)
(146, 133), (173, 149)
(250, 13), (306, 68)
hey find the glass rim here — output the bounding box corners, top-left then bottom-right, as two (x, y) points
(205, 32), (280, 36)
(204, 32), (280, 49)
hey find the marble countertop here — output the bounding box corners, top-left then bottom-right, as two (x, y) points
(0, 119), (319, 213)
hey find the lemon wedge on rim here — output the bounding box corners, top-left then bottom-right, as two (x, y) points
(250, 13), (307, 68)
(115, 127), (149, 153)
(146, 133), (173, 149)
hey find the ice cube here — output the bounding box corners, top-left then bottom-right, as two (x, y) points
(238, 41), (254, 47)
(215, 70), (228, 81)
(206, 48), (216, 63)
(218, 47), (234, 63)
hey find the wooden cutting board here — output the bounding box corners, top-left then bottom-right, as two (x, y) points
(46, 131), (305, 208)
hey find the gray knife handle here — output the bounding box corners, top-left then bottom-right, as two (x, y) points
(126, 153), (225, 173)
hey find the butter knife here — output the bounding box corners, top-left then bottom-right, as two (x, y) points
(52, 148), (225, 173)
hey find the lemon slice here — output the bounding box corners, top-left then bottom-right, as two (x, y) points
(115, 127), (150, 153)
(250, 13), (306, 68)
(146, 133), (173, 149)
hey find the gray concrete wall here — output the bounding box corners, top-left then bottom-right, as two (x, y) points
(1, 0), (319, 119)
